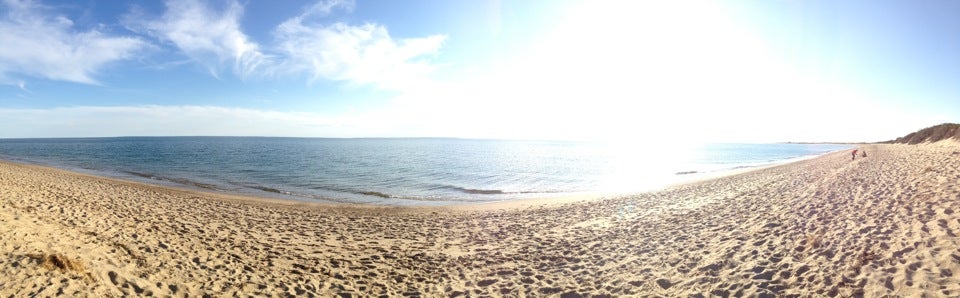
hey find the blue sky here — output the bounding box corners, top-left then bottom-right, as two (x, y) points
(0, 0), (958, 142)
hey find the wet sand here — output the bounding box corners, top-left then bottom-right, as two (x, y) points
(2, 142), (959, 297)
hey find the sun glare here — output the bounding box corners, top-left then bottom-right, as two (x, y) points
(434, 0), (811, 142)
(594, 138), (701, 192)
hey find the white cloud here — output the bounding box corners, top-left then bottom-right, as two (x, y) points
(125, 0), (444, 90)
(300, 0), (354, 17)
(126, 0), (268, 78)
(0, 0), (146, 84)
(274, 20), (446, 90)
(0, 0), (444, 91)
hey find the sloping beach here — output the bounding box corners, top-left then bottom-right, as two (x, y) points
(2, 142), (959, 297)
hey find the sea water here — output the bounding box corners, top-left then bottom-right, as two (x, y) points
(0, 137), (850, 205)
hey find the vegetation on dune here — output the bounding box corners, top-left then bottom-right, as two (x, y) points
(885, 123), (960, 144)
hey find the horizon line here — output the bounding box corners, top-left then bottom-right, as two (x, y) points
(0, 135), (875, 144)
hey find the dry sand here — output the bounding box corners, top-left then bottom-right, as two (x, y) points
(1, 142), (959, 297)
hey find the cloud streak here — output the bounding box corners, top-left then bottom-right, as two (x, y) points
(0, 105), (336, 138)
(0, 104), (482, 139)
(126, 0), (444, 90)
(125, 0), (268, 78)
(0, 0), (146, 84)
(300, 0), (354, 17)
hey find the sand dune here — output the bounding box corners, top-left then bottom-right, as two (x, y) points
(1, 142), (959, 297)
(886, 123), (960, 144)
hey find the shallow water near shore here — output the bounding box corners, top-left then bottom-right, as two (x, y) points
(0, 137), (849, 205)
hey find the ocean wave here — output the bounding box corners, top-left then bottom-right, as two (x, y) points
(305, 184), (398, 199)
(356, 191), (392, 198)
(121, 171), (221, 191)
(230, 182), (473, 202)
(450, 187), (506, 195)
(434, 184), (567, 195)
(227, 181), (294, 195)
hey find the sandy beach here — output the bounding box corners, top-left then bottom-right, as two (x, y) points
(2, 142), (959, 297)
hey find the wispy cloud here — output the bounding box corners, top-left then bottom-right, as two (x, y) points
(125, 0), (268, 78)
(0, 0), (146, 84)
(274, 0), (445, 90)
(0, 0), (444, 90)
(300, 0), (354, 17)
(274, 21), (446, 90)
(126, 0), (444, 90)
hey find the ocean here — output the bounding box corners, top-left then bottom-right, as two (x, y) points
(0, 137), (849, 205)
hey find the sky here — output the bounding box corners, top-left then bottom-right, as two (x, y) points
(0, 0), (958, 142)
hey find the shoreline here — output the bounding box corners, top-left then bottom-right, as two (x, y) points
(0, 139), (850, 206)
(3, 142), (959, 296)
(0, 145), (848, 209)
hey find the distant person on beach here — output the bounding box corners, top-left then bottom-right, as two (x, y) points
(852, 149), (858, 160)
